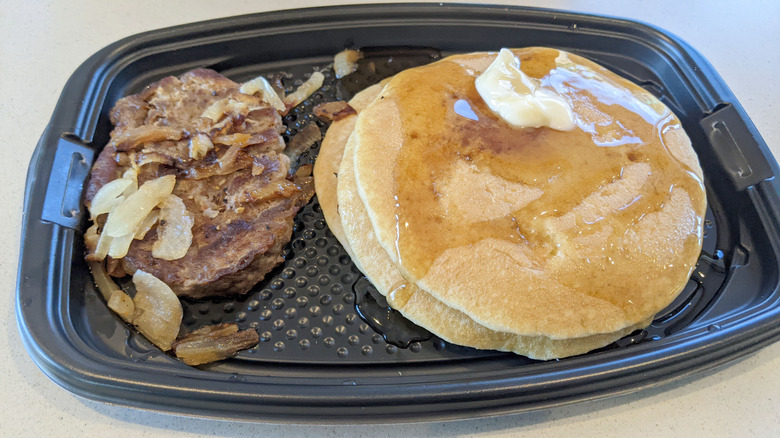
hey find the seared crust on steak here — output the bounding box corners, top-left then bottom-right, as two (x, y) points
(85, 68), (314, 299)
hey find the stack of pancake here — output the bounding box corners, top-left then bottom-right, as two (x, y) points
(314, 47), (706, 359)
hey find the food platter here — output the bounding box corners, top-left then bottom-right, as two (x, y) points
(16, 3), (780, 422)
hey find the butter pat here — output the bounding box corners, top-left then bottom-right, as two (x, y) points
(475, 48), (575, 131)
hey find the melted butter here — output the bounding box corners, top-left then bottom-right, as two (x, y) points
(386, 48), (705, 310)
(475, 49), (575, 130)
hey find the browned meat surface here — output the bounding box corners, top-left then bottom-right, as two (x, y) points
(85, 68), (314, 299)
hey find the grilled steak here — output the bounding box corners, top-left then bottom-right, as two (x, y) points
(85, 68), (314, 299)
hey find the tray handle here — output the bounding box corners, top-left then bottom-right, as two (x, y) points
(700, 103), (774, 190)
(41, 135), (94, 230)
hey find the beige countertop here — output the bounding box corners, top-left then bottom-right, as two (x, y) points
(2, 0), (779, 436)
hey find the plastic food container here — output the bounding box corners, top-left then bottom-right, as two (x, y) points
(16, 3), (780, 423)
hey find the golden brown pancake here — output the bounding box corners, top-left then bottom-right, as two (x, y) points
(350, 48), (705, 339)
(336, 120), (649, 359)
(318, 78), (649, 359)
(314, 82), (385, 255)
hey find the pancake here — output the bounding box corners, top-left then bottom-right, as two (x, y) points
(318, 79), (649, 359)
(350, 48), (706, 340)
(337, 121), (649, 359)
(314, 83), (385, 255)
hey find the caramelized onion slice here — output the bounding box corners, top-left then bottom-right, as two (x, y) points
(201, 99), (228, 122)
(92, 228), (113, 261)
(246, 180), (301, 204)
(108, 290), (136, 323)
(172, 323), (260, 366)
(189, 133), (214, 160)
(212, 133), (254, 147)
(186, 150), (254, 180)
(135, 151), (174, 168)
(284, 123), (321, 165)
(122, 167), (138, 196)
(240, 76), (286, 112)
(334, 49), (363, 78)
(88, 260), (122, 302)
(293, 175), (315, 205)
(283, 71), (324, 110)
(313, 101), (357, 122)
(132, 270), (182, 351)
(89, 261), (135, 323)
(134, 209), (160, 240)
(202, 98), (250, 123)
(84, 223), (100, 255)
(88, 178), (132, 219)
(102, 175), (175, 237)
(107, 232), (135, 258)
(152, 194), (194, 261)
(108, 125), (182, 152)
(105, 257), (126, 277)
(295, 163), (313, 178)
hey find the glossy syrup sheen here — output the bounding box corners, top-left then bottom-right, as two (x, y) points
(386, 48), (705, 306)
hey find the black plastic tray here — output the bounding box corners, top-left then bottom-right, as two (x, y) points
(17, 3), (780, 423)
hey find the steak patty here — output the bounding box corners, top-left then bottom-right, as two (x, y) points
(85, 68), (314, 299)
